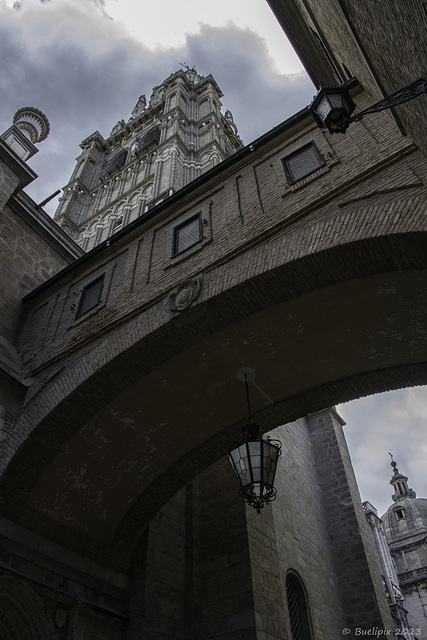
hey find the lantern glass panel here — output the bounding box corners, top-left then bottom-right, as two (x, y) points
(263, 441), (280, 484)
(229, 444), (250, 485)
(248, 441), (262, 481)
(314, 94), (331, 121)
(328, 92), (344, 110)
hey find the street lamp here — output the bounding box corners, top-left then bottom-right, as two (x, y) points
(228, 374), (282, 513)
(310, 73), (427, 133)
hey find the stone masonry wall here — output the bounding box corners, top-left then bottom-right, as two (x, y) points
(267, 416), (348, 638)
(198, 458), (257, 640)
(307, 409), (395, 631)
(126, 489), (187, 639)
(297, 0), (427, 155)
(0, 161), (21, 213)
(0, 516), (128, 640)
(0, 201), (73, 344)
(401, 584), (427, 635)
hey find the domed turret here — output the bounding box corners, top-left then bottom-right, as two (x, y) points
(13, 107), (50, 144)
(381, 456), (427, 635)
(1, 106), (50, 161)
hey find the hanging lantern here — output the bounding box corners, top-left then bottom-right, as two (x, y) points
(228, 375), (282, 513)
(309, 86), (356, 133)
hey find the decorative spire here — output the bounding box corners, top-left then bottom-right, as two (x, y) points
(129, 95), (146, 121)
(388, 454), (416, 502)
(1, 106), (50, 161)
(13, 107), (50, 144)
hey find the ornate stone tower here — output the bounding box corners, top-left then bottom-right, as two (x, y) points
(54, 66), (243, 250)
(382, 459), (427, 635)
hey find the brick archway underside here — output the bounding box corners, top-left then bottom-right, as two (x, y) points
(2, 232), (427, 572)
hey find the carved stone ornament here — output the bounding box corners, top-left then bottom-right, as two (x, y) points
(169, 277), (202, 313)
(110, 119), (126, 136)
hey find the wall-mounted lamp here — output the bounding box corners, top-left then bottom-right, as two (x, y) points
(228, 374), (281, 513)
(310, 73), (427, 133)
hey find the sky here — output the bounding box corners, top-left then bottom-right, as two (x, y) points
(0, 0), (426, 519)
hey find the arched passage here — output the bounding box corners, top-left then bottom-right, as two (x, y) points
(1, 232), (427, 570)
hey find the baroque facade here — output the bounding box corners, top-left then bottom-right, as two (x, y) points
(0, 1), (427, 639)
(365, 459), (427, 636)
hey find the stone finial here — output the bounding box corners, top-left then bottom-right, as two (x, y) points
(110, 119), (126, 136)
(130, 95), (146, 120)
(13, 106), (50, 144)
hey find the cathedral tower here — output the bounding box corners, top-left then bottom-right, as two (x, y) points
(54, 67), (243, 250)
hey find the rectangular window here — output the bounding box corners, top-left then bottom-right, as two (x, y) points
(172, 213), (202, 256)
(282, 142), (325, 184)
(76, 274), (104, 318)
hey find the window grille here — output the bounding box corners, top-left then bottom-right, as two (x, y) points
(286, 574), (313, 640)
(282, 143), (325, 184)
(76, 275), (104, 318)
(173, 213), (202, 256)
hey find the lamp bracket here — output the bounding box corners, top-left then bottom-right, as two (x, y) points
(339, 73), (427, 132)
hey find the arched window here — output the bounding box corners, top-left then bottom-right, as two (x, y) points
(286, 572), (313, 640)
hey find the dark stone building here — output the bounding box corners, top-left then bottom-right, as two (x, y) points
(0, 2), (426, 638)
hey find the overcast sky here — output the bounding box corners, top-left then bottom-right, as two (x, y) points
(1, 0), (425, 519)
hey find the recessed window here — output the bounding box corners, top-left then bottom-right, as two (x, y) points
(286, 573), (313, 640)
(395, 508), (405, 520)
(76, 275), (105, 318)
(282, 142), (325, 185)
(172, 213), (202, 256)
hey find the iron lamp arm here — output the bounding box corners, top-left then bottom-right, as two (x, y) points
(338, 73), (427, 132)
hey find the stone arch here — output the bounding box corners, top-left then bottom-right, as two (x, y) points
(0, 576), (57, 640)
(1, 230), (427, 570)
(128, 192), (140, 207)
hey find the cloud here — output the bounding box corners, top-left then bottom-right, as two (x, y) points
(338, 386), (427, 517)
(0, 0), (313, 211)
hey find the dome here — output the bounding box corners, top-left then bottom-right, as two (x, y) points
(382, 497), (427, 548)
(381, 458), (427, 549)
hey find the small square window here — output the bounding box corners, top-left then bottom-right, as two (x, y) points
(172, 213), (202, 256)
(76, 275), (104, 318)
(282, 142), (325, 184)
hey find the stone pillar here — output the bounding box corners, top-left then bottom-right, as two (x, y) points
(307, 408), (395, 631)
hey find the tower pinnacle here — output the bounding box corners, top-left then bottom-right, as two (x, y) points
(1, 106), (50, 161)
(389, 455), (416, 502)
